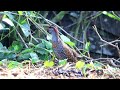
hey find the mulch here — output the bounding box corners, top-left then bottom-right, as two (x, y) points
(0, 61), (120, 79)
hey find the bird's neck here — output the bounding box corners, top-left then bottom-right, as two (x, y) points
(51, 31), (59, 42)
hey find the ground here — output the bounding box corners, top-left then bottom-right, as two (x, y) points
(0, 61), (120, 79)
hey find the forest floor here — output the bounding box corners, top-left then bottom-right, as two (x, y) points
(0, 61), (120, 79)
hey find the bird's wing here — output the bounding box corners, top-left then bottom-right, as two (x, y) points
(61, 41), (75, 60)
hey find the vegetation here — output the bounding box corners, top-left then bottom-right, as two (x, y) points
(0, 11), (120, 79)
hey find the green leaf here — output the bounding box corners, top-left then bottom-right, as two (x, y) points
(8, 61), (22, 69)
(60, 35), (75, 47)
(65, 41), (75, 47)
(17, 53), (30, 60)
(35, 42), (52, 55)
(6, 53), (16, 60)
(14, 45), (19, 52)
(5, 12), (14, 20)
(30, 52), (39, 60)
(44, 61), (54, 67)
(0, 42), (4, 49)
(52, 11), (66, 23)
(41, 39), (52, 49)
(35, 47), (48, 55)
(19, 24), (30, 37)
(49, 61), (54, 67)
(102, 11), (120, 21)
(0, 23), (4, 29)
(8, 41), (23, 53)
(30, 52), (39, 63)
(75, 61), (85, 69)
(2, 18), (14, 26)
(26, 11), (36, 17)
(47, 35), (52, 40)
(35, 43), (45, 48)
(60, 34), (70, 42)
(21, 48), (34, 54)
(18, 11), (23, 15)
(59, 59), (67, 66)
(84, 41), (90, 52)
(19, 21), (31, 37)
(0, 61), (3, 66)
(38, 54), (49, 60)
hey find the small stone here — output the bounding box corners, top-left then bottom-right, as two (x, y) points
(12, 73), (18, 77)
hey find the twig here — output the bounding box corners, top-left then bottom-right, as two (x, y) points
(64, 22), (77, 29)
(74, 11), (83, 43)
(109, 59), (120, 68)
(92, 25), (120, 57)
(38, 14), (84, 44)
(5, 14), (29, 48)
(85, 57), (120, 68)
(15, 28), (28, 48)
(6, 11), (83, 44)
(101, 39), (120, 47)
(85, 57), (110, 63)
(74, 46), (92, 60)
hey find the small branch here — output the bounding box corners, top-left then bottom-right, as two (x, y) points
(64, 22), (77, 29)
(85, 57), (111, 63)
(92, 25), (120, 57)
(101, 39), (120, 47)
(15, 29), (28, 48)
(38, 14), (84, 44)
(85, 57), (120, 67)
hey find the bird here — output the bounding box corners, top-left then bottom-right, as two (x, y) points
(47, 25), (81, 62)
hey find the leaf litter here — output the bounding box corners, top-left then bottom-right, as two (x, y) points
(0, 60), (119, 79)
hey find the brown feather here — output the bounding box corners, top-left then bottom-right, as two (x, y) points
(48, 26), (81, 62)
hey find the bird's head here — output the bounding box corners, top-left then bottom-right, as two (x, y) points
(48, 25), (59, 35)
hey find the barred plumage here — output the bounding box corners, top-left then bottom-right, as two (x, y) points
(48, 26), (81, 62)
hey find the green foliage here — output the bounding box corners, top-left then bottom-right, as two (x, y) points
(0, 42), (16, 60)
(8, 61), (22, 69)
(43, 61), (54, 68)
(102, 11), (120, 21)
(0, 11), (116, 70)
(60, 34), (70, 42)
(60, 34), (75, 47)
(75, 60), (104, 76)
(20, 48), (34, 54)
(52, 11), (67, 23)
(35, 39), (52, 55)
(83, 41), (90, 55)
(0, 11), (92, 62)
(2, 18), (14, 27)
(58, 59), (67, 66)
(8, 41), (23, 53)
(84, 41), (90, 52)
(34, 39), (53, 60)
(18, 11), (23, 15)
(19, 19), (31, 37)
(0, 61), (3, 66)
(0, 39), (53, 61)
(30, 52), (39, 63)
(75, 61), (85, 69)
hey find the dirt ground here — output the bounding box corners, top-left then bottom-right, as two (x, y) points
(0, 61), (120, 79)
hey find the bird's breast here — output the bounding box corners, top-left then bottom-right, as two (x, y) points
(52, 41), (67, 59)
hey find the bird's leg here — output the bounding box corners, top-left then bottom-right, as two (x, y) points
(54, 58), (59, 66)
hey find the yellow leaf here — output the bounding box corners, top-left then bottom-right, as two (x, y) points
(44, 61), (49, 67)
(49, 61), (54, 67)
(44, 61), (54, 67)
(75, 61), (85, 69)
